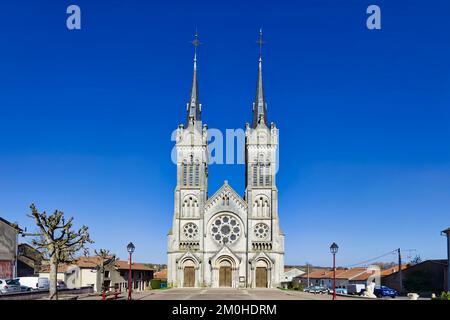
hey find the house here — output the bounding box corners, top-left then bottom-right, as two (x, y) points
(39, 263), (70, 283)
(294, 268), (369, 288)
(382, 259), (448, 294)
(280, 267), (305, 289)
(154, 268), (167, 281)
(294, 269), (332, 287)
(38, 257), (154, 292)
(64, 256), (105, 291)
(0, 217), (21, 278)
(39, 256), (109, 291)
(105, 260), (154, 292)
(17, 243), (43, 277)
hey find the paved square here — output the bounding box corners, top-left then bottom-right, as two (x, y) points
(127, 288), (353, 300)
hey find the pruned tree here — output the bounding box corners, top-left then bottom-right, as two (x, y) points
(28, 203), (93, 300)
(411, 255), (422, 265)
(94, 249), (116, 293)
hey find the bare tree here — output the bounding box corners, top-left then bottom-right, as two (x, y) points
(411, 255), (422, 265)
(28, 204), (93, 300)
(94, 249), (116, 293)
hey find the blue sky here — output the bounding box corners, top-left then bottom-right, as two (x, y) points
(0, 0), (449, 266)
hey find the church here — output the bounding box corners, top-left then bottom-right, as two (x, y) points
(167, 32), (284, 288)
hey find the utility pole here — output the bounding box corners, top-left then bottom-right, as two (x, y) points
(307, 263), (310, 287)
(441, 228), (450, 292)
(397, 248), (403, 293)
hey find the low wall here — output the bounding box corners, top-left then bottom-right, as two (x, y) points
(0, 286), (94, 300)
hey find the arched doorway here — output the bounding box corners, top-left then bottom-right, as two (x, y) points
(219, 260), (232, 287)
(255, 260), (268, 288)
(183, 260), (195, 287)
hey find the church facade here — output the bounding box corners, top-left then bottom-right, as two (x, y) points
(167, 34), (284, 288)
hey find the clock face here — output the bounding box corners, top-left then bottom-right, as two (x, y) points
(254, 223), (269, 240)
(211, 215), (241, 245)
(183, 222), (199, 239)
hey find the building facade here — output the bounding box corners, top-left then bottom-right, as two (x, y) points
(105, 260), (154, 292)
(167, 33), (285, 288)
(0, 217), (20, 279)
(17, 243), (43, 277)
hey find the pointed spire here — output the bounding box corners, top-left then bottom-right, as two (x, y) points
(252, 28), (268, 128)
(187, 30), (202, 128)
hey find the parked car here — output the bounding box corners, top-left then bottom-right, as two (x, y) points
(303, 286), (313, 293)
(328, 287), (347, 295)
(0, 278), (21, 294)
(308, 286), (328, 294)
(374, 286), (397, 298)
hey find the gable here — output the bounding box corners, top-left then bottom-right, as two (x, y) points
(204, 181), (247, 214)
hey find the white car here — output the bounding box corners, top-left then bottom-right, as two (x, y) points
(0, 278), (21, 294)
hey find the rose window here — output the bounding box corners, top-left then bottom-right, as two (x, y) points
(211, 215), (241, 244)
(183, 222), (199, 239)
(254, 223), (269, 239)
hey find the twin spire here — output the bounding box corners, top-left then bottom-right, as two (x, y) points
(186, 32), (202, 129)
(186, 30), (268, 129)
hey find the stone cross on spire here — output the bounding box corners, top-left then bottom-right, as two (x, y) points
(256, 28), (266, 59)
(252, 28), (268, 128)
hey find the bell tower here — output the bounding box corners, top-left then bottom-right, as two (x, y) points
(245, 29), (284, 287)
(168, 32), (208, 287)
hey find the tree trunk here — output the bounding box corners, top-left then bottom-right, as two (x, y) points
(99, 264), (104, 293)
(49, 255), (58, 300)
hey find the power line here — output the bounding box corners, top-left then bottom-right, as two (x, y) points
(343, 249), (397, 268)
(343, 248), (418, 268)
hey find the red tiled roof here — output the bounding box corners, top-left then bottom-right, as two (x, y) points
(39, 256), (116, 272)
(351, 270), (378, 281)
(74, 256), (102, 268)
(335, 268), (367, 280)
(300, 269), (333, 279)
(154, 269), (167, 280)
(380, 264), (408, 276)
(300, 268), (367, 280)
(114, 261), (153, 271)
(39, 263), (71, 273)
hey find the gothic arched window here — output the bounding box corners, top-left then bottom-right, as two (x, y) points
(258, 161), (264, 186)
(252, 159), (258, 187)
(188, 163), (194, 186)
(254, 195), (270, 217)
(265, 160), (271, 186)
(182, 195), (198, 217)
(194, 160), (200, 186)
(182, 160), (187, 186)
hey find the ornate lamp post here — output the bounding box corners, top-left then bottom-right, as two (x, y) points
(127, 242), (135, 300)
(330, 242), (339, 300)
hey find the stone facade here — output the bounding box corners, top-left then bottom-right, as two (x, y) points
(167, 37), (284, 288)
(0, 217), (20, 279)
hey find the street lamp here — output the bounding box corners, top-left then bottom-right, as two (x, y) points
(330, 242), (339, 301)
(127, 242), (135, 300)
